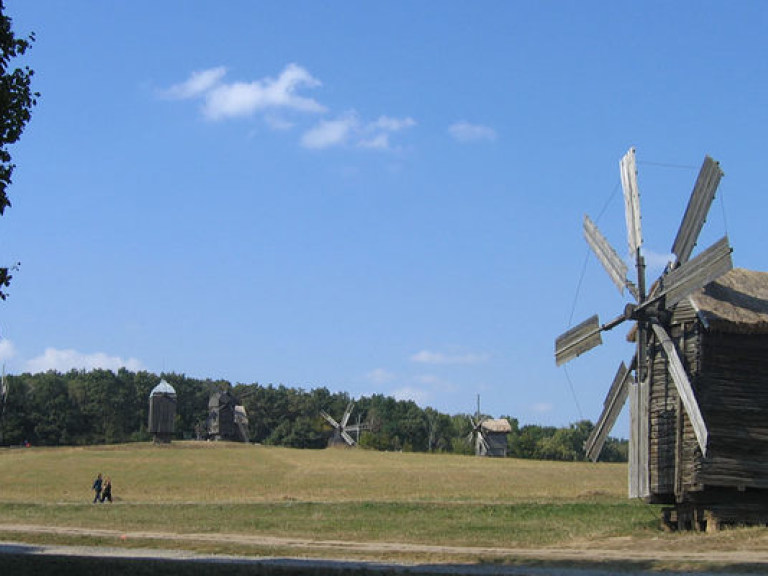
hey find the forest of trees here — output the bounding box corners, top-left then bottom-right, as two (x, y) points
(0, 368), (627, 462)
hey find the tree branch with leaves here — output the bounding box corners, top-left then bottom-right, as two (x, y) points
(0, 0), (37, 300)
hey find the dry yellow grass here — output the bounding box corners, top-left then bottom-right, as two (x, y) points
(0, 441), (627, 504)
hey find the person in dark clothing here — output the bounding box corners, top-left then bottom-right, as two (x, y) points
(101, 476), (112, 503)
(92, 473), (103, 503)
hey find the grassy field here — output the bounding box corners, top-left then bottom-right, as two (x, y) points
(2, 442), (768, 572)
(0, 441), (629, 503)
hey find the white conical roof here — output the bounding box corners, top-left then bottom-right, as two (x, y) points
(150, 379), (176, 397)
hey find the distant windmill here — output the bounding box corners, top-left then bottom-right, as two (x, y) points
(321, 401), (367, 447)
(148, 379), (177, 444)
(207, 390), (250, 443)
(467, 396), (511, 457)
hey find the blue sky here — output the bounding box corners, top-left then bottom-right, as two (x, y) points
(1, 2), (767, 435)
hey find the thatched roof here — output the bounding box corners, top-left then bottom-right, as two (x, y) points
(481, 419), (512, 433)
(690, 268), (768, 334)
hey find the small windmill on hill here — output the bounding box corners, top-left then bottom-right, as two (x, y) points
(320, 401), (367, 447)
(467, 396), (511, 457)
(207, 390), (250, 443)
(551, 148), (768, 530)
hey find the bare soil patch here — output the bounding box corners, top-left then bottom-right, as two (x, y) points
(3, 523), (768, 574)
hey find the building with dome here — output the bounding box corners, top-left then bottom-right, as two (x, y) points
(148, 379), (177, 443)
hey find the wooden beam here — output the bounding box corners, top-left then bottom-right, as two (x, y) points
(585, 361), (632, 462)
(629, 375), (650, 499)
(651, 323), (708, 455)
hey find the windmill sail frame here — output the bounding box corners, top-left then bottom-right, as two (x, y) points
(321, 401), (367, 447)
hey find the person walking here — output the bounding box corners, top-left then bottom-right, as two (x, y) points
(101, 476), (112, 503)
(92, 473), (103, 503)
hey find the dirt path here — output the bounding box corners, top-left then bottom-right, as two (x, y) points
(2, 523), (768, 574)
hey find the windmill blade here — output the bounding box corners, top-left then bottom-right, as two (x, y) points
(345, 423), (368, 433)
(478, 430), (490, 452)
(620, 147), (643, 258)
(584, 215), (639, 300)
(585, 359), (634, 462)
(555, 315), (602, 366)
(650, 323), (708, 455)
(470, 415), (485, 431)
(320, 410), (340, 429)
(555, 311), (630, 366)
(671, 156), (723, 265)
(341, 401), (354, 428)
(340, 429), (357, 446)
(656, 236), (732, 308)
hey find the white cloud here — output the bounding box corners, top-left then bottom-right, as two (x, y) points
(163, 63), (326, 120)
(203, 64), (326, 120)
(0, 339), (16, 363)
(531, 402), (554, 414)
(264, 114), (295, 131)
(301, 114), (359, 149)
(414, 374), (458, 395)
(448, 121), (497, 143)
(366, 368), (395, 385)
(24, 348), (143, 374)
(358, 116), (416, 151)
(369, 116), (416, 132)
(410, 350), (490, 365)
(358, 133), (390, 150)
(392, 386), (431, 405)
(302, 112), (417, 151)
(164, 65), (416, 152)
(162, 66), (227, 99)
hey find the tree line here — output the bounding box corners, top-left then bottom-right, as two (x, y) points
(0, 368), (627, 462)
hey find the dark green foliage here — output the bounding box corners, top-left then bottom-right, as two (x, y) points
(0, 1), (38, 299)
(507, 420), (627, 463)
(0, 368), (627, 461)
(357, 394), (429, 452)
(1, 371), (31, 444)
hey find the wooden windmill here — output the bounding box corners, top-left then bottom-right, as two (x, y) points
(320, 401), (367, 447)
(148, 379), (177, 444)
(468, 411), (489, 456)
(553, 147), (764, 529)
(467, 396), (511, 457)
(207, 390), (250, 443)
